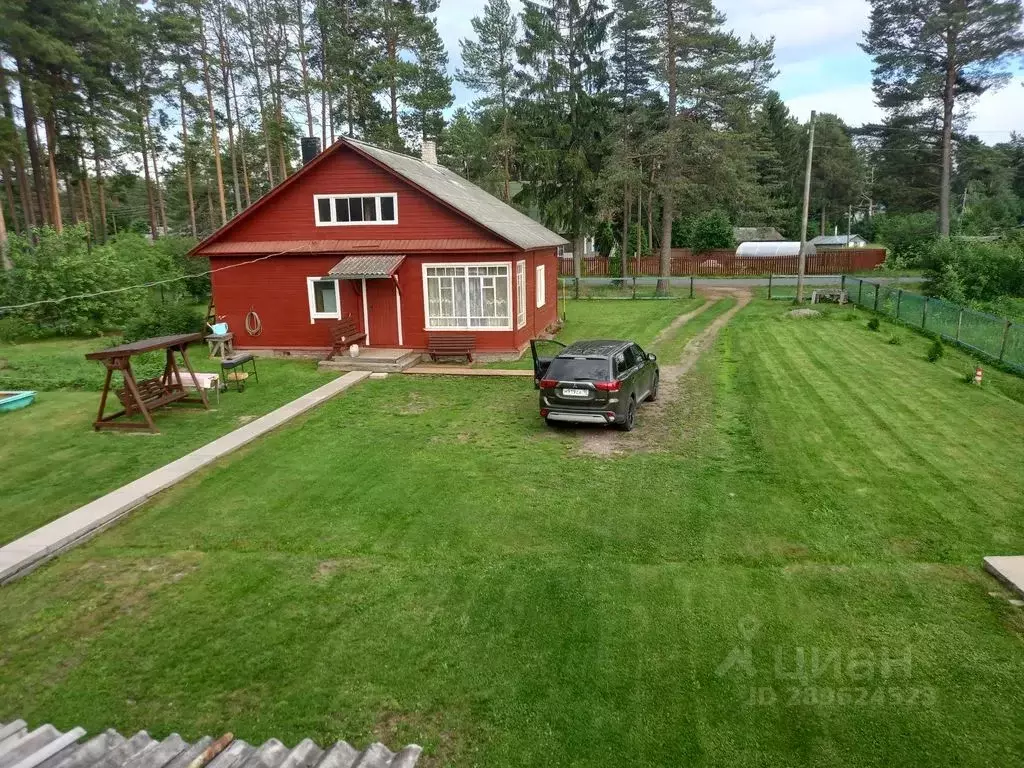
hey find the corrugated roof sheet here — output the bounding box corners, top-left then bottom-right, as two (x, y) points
(0, 719), (421, 768)
(328, 255), (405, 279)
(811, 234), (864, 246)
(344, 137), (568, 251)
(200, 238), (512, 255)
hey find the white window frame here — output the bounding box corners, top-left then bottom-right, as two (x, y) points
(313, 193), (399, 227)
(536, 264), (546, 308)
(307, 276), (341, 322)
(516, 260), (527, 329)
(421, 261), (513, 332)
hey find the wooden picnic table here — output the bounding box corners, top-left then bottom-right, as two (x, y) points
(85, 333), (210, 433)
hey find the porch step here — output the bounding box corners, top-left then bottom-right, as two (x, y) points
(318, 350), (422, 373)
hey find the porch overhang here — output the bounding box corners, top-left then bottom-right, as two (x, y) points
(327, 254), (406, 280)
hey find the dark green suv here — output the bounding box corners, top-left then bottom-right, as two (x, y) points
(531, 339), (659, 431)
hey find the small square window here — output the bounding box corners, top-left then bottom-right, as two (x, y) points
(379, 196), (395, 221)
(313, 280), (337, 314)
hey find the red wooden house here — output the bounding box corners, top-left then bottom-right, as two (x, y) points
(189, 137), (567, 355)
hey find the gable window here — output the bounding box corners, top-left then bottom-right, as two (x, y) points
(516, 260), (527, 329)
(423, 263), (511, 330)
(307, 277), (341, 322)
(314, 193), (398, 226)
(536, 264), (546, 308)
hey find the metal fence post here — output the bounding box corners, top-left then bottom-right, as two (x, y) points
(841, 274), (846, 292)
(689, 275), (694, 299)
(896, 289), (902, 319)
(873, 283), (879, 312)
(768, 273), (773, 300)
(956, 309), (963, 342)
(857, 279), (863, 305)
(632, 276), (637, 300)
(922, 297), (928, 330)
(999, 320), (1012, 361)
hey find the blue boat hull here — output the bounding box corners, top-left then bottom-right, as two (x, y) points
(0, 391), (36, 412)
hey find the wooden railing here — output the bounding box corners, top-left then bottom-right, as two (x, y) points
(557, 248), (887, 277)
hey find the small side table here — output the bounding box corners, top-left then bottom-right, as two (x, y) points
(221, 354), (259, 392)
(206, 332), (235, 359)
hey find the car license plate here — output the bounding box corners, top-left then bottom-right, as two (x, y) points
(561, 387), (589, 397)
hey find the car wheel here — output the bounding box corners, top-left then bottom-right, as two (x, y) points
(617, 398), (636, 432)
(648, 373), (659, 402)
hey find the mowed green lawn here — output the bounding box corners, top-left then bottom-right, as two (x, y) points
(0, 338), (338, 543)
(1, 300), (1024, 766)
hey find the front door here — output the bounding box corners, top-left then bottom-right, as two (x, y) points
(363, 279), (401, 347)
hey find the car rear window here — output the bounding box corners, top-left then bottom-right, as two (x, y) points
(546, 357), (610, 381)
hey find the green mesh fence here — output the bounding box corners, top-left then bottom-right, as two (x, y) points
(843, 275), (1022, 372)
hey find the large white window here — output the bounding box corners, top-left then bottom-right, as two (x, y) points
(307, 277), (341, 322)
(536, 264), (546, 308)
(423, 263), (512, 330)
(314, 193), (398, 226)
(516, 260), (527, 329)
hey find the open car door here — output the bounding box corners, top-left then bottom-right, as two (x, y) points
(530, 339), (567, 389)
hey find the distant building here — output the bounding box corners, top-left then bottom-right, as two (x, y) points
(733, 227), (784, 243)
(811, 234), (867, 248)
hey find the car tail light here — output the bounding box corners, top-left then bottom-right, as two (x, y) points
(540, 408), (550, 417)
(605, 411), (616, 421)
(594, 380), (620, 392)
(539, 378), (557, 389)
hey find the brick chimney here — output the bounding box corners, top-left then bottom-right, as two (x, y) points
(421, 139), (438, 165)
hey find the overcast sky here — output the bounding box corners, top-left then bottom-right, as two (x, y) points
(435, 0), (1024, 143)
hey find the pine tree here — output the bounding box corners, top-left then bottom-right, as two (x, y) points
(401, 8), (454, 144)
(457, 0), (519, 199)
(517, 0), (612, 278)
(862, 0), (1024, 236)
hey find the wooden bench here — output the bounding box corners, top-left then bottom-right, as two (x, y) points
(427, 333), (476, 362)
(327, 316), (367, 360)
(116, 377), (186, 416)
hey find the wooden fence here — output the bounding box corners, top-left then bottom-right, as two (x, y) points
(557, 248), (887, 277)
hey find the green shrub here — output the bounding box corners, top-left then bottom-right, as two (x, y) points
(926, 338), (945, 362)
(867, 317), (880, 331)
(122, 300), (202, 343)
(0, 316), (37, 342)
(887, 334), (903, 345)
(874, 212), (939, 264)
(920, 238), (1024, 303)
(687, 210), (734, 254)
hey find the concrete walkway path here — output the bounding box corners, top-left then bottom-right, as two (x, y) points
(0, 371), (371, 584)
(984, 556), (1024, 599)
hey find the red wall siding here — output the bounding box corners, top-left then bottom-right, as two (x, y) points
(210, 248), (559, 354)
(214, 146), (507, 247)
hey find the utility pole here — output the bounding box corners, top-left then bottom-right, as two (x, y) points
(797, 110), (816, 303)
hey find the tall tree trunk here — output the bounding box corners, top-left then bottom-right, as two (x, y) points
(3, 168), (19, 235)
(387, 34), (399, 139)
(92, 124), (107, 243)
(0, 67), (32, 229)
(79, 153), (95, 234)
(138, 113), (159, 240)
(228, 66), (251, 206)
(200, 17), (228, 226)
(621, 183), (630, 279)
(146, 115), (169, 232)
(205, 170), (215, 230)
(178, 75), (198, 237)
(43, 110), (63, 232)
(216, 9), (242, 214)
(274, 61), (288, 178)
(939, 47), (956, 238)
(17, 65), (49, 226)
(65, 173), (77, 225)
(657, 1), (676, 296)
(0, 182), (9, 270)
(296, 0), (315, 137)
(242, 0), (275, 187)
(319, 0), (328, 146)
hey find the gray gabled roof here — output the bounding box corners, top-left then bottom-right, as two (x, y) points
(811, 234), (865, 246)
(343, 137), (568, 251)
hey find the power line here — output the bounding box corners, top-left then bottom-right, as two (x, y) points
(0, 246), (304, 313)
